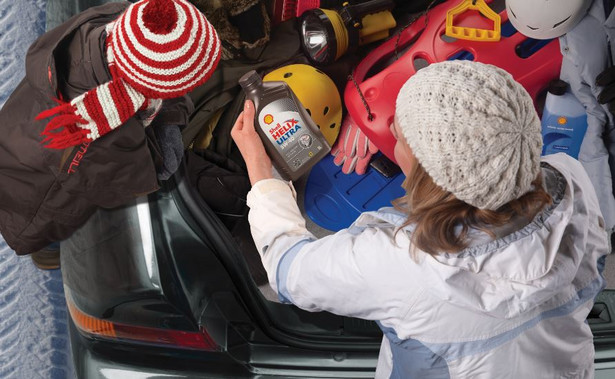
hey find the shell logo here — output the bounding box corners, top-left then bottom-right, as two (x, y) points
(264, 114), (274, 124)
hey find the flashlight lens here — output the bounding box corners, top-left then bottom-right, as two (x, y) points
(301, 13), (332, 64)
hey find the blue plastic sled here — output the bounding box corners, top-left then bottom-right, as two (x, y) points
(304, 154), (406, 231)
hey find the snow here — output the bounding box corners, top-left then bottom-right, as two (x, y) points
(0, 0), (46, 107)
(0, 0), (75, 377)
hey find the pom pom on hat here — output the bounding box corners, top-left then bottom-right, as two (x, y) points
(395, 60), (542, 210)
(37, 0), (221, 149)
(143, 0), (179, 33)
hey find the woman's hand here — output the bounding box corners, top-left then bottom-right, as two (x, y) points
(231, 100), (273, 185)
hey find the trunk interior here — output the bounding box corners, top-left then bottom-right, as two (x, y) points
(171, 160), (384, 352)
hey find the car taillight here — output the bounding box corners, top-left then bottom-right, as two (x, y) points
(65, 291), (218, 351)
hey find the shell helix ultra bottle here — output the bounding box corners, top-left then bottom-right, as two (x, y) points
(541, 79), (588, 159)
(239, 70), (331, 181)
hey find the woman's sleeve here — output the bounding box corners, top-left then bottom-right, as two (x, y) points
(246, 179), (415, 320)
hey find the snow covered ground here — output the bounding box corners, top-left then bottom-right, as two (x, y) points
(0, 0), (75, 378)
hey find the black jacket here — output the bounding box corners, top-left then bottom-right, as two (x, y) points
(0, 3), (191, 254)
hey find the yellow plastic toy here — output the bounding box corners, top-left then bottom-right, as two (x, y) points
(445, 0), (501, 42)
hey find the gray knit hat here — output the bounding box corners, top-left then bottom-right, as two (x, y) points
(395, 60), (542, 210)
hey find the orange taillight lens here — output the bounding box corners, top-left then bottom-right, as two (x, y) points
(66, 292), (218, 351)
(67, 299), (117, 338)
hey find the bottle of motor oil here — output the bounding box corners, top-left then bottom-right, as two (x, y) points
(239, 70), (331, 181)
(541, 79), (588, 159)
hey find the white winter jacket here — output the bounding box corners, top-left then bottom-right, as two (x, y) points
(559, 0), (615, 231)
(246, 153), (609, 378)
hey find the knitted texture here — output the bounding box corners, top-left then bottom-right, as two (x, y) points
(37, 0), (221, 149)
(395, 61), (542, 210)
(108, 0), (221, 99)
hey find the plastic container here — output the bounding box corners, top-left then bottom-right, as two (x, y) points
(541, 79), (588, 159)
(239, 70), (331, 181)
(304, 153), (405, 231)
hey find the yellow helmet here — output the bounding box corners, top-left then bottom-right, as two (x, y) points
(263, 64), (341, 146)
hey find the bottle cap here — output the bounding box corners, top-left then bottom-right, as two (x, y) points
(548, 79), (568, 96)
(239, 70), (262, 89)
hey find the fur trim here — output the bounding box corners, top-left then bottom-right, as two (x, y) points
(194, 2), (270, 60)
(240, 3), (270, 50)
(187, 0), (216, 15)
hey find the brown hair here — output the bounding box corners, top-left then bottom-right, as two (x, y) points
(393, 162), (552, 256)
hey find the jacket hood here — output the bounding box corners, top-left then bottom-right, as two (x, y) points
(418, 154), (608, 319)
(355, 154), (608, 319)
(24, 2), (128, 96)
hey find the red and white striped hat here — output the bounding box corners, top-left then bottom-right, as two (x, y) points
(37, 0), (221, 149)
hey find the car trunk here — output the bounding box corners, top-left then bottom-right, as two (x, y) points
(169, 150), (615, 374)
(167, 160), (384, 350)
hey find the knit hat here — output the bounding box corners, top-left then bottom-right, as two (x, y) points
(395, 60), (542, 210)
(37, 0), (221, 149)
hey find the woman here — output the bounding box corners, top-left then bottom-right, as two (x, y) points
(231, 60), (609, 378)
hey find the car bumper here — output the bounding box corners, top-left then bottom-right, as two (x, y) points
(69, 318), (255, 379)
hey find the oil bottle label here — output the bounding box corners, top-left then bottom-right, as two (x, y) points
(541, 114), (587, 159)
(258, 99), (324, 172)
